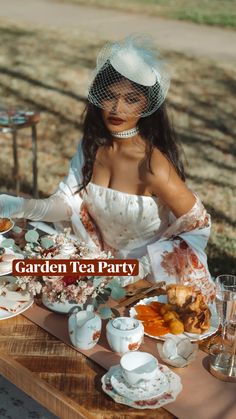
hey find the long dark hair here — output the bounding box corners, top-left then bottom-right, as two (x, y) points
(79, 65), (185, 191)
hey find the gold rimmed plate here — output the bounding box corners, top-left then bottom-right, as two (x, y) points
(0, 218), (14, 234)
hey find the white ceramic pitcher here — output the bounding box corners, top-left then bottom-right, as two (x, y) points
(68, 305), (102, 350)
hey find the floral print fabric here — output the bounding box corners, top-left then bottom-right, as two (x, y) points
(147, 195), (215, 302)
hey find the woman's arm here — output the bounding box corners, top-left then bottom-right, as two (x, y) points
(0, 142), (84, 222)
(123, 149), (215, 301)
(146, 148), (196, 217)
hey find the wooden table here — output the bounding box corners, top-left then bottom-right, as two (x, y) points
(0, 278), (220, 419)
(0, 313), (176, 419)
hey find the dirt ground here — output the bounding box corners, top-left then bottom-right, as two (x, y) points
(0, 3), (235, 276)
(0, 0), (236, 63)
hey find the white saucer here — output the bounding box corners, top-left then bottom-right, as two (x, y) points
(0, 299), (34, 320)
(101, 364), (182, 410)
(110, 365), (169, 401)
(130, 296), (219, 342)
(0, 276), (34, 320)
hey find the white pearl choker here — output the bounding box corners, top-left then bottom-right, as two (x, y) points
(110, 126), (139, 139)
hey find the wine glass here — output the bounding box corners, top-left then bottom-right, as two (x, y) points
(210, 275), (236, 355)
(210, 275), (236, 381)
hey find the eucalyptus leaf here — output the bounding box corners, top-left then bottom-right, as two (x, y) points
(92, 298), (99, 310)
(1, 238), (15, 248)
(40, 237), (55, 249)
(12, 244), (23, 254)
(98, 306), (113, 319)
(93, 277), (103, 288)
(12, 226), (22, 234)
(108, 278), (119, 287)
(98, 293), (109, 302)
(108, 279), (126, 290)
(111, 286), (126, 301)
(96, 295), (105, 305)
(101, 288), (111, 297)
(25, 230), (39, 243)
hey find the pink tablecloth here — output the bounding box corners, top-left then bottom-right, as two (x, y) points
(23, 302), (236, 419)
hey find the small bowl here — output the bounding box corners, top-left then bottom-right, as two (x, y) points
(157, 336), (198, 368)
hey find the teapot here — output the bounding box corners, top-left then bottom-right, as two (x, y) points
(68, 305), (102, 350)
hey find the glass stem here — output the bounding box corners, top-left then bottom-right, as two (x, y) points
(229, 326), (236, 375)
(220, 323), (227, 351)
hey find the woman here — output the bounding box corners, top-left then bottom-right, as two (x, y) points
(0, 36), (215, 301)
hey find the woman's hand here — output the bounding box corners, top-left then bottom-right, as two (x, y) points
(0, 194), (24, 218)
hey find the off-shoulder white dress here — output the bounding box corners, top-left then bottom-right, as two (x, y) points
(82, 182), (169, 258)
(15, 141), (215, 301)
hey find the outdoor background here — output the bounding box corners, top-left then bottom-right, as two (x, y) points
(0, 0), (235, 280)
(62, 0), (236, 27)
(0, 1), (235, 418)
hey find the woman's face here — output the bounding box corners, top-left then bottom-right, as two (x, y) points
(101, 79), (147, 132)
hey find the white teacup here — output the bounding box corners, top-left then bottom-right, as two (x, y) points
(120, 351), (160, 387)
(157, 336), (198, 368)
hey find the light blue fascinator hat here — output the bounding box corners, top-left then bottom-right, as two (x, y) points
(87, 34), (170, 117)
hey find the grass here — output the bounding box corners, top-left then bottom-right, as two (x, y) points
(53, 0), (236, 28)
(0, 19), (235, 276)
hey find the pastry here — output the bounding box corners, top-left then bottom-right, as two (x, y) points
(182, 307), (211, 334)
(167, 284), (195, 307)
(166, 285), (212, 334)
(168, 318), (184, 335)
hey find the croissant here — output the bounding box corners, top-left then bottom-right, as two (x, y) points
(183, 307), (211, 334)
(186, 292), (207, 313)
(167, 284), (194, 308)
(182, 313), (201, 334)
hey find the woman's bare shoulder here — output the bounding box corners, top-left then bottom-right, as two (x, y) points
(145, 147), (175, 184)
(146, 148), (196, 217)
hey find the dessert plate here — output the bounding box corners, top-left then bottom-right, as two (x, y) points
(0, 276), (33, 320)
(0, 218), (14, 234)
(102, 364), (182, 409)
(0, 299), (34, 320)
(129, 296), (219, 342)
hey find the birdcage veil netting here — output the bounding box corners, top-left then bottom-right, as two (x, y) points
(87, 35), (170, 117)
